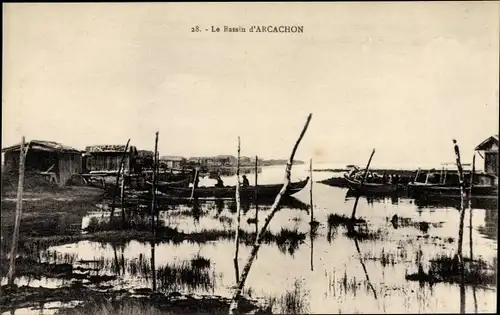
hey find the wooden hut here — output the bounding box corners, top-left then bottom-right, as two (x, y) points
(159, 156), (185, 170)
(475, 135), (499, 177)
(84, 144), (139, 175)
(2, 140), (82, 187)
(137, 150), (155, 171)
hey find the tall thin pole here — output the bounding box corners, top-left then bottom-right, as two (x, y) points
(151, 241), (157, 292)
(309, 158), (314, 223)
(469, 153), (478, 313)
(350, 149), (375, 221)
(110, 139), (130, 222)
(151, 132), (159, 232)
(190, 168), (199, 199)
(120, 171), (126, 227)
(229, 113), (312, 314)
(8, 137), (28, 285)
(468, 154), (476, 259)
(413, 168), (421, 183)
(310, 158), (314, 272)
(234, 136), (241, 283)
(453, 139), (466, 266)
(254, 156), (258, 236)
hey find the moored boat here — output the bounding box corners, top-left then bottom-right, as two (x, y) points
(146, 177), (192, 189)
(408, 168), (498, 200)
(156, 177), (310, 199)
(343, 174), (404, 194)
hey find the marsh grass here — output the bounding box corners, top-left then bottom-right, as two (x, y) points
(265, 279), (309, 314)
(406, 255), (497, 286)
(57, 299), (164, 315)
(388, 215), (443, 233)
(327, 214), (365, 227)
(54, 293), (262, 315)
(345, 226), (385, 241)
(157, 257), (214, 293)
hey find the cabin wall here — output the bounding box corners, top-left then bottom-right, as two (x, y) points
(162, 160), (182, 169)
(484, 152), (498, 176)
(86, 153), (133, 174)
(58, 153), (82, 187)
(3, 150), (58, 173)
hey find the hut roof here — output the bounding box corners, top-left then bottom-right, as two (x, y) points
(85, 145), (138, 154)
(2, 140), (81, 154)
(475, 135), (499, 151)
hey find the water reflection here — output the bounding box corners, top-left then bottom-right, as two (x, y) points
(4, 165), (497, 314)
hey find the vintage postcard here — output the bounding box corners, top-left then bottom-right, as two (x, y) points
(1, 2), (498, 314)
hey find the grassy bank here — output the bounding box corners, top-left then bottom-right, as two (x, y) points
(1, 284), (264, 315)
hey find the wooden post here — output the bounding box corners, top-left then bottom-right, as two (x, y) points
(190, 168), (199, 199)
(233, 137), (241, 283)
(120, 172), (126, 227)
(350, 149), (375, 221)
(110, 139), (130, 223)
(424, 171), (430, 184)
(353, 236), (378, 299)
(228, 113), (312, 315)
(413, 168), (421, 183)
(469, 154), (476, 260)
(309, 158), (315, 272)
(310, 224), (314, 272)
(7, 137), (29, 286)
(309, 158), (314, 223)
(151, 241), (157, 291)
(152, 132), (159, 232)
(254, 156), (258, 237)
(453, 139), (466, 266)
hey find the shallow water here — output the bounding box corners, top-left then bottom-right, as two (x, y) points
(3, 164), (498, 314)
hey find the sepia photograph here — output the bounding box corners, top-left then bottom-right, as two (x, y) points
(1, 2), (499, 314)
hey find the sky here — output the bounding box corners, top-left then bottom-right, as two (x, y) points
(2, 2), (499, 168)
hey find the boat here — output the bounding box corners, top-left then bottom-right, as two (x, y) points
(343, 174), (404, 194)
(155, 177), (310, 199)
(146, 177), (191, 189)
(408, 168), (498, 199)
(318, 176), (349, 188)
(408, 182), (498, 199)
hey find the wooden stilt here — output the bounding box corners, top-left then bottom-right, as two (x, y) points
(8, 137), (29, 286)
(152, 132), (159, 232)
(229, 114), (312, 314)
(453, 139), (466, 265)
(233, 136), (241, 284)
(350, 149), (375, 222)
(254, 156), (258, 238)
(110, 139), (130, 223)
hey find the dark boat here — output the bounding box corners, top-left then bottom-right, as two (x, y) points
(318, 176), (348, 188)
(408, 170), (498, 199)
(408, 182), (498, 199)
(344, 174), (404, 194)
(146, 177), (191, 189)
(157, 177), (310, 199)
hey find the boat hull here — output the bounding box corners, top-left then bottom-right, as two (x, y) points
(408, 182), (498, 199)
(157, 177), (309, 200)
(344, 175), (404, 194)
(146, 177), (191, 189)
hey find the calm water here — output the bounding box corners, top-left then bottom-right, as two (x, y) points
(2, 164), (498, 314)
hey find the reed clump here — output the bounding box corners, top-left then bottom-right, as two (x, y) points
(327, 214), (365, 227)
(405, 255), (496, 286)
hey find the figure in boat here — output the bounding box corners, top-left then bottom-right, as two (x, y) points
(215, 174), (224, 188)
(242, 174), (250, 187)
